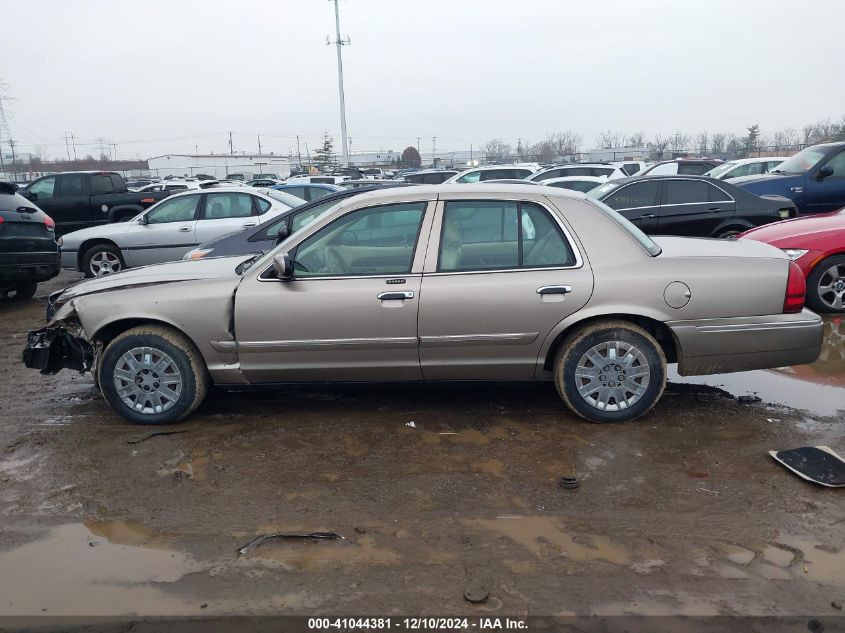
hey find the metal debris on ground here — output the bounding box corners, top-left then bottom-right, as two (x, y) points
(127, 429), (192, 444)
(237, 531), (346, 555)
(405, 421), (416, 428)
(769, 446), (845, 487)
(463, 581), (490, 604)
(558, 476), (580, 489)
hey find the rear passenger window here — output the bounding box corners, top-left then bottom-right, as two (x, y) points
(57, 173), (85, 196)
(439, 201), (574, 272)
(202, 193), (254, 219)
(708, 184), (731, 202)
(91, 175), (115, 194)
(677, 163), (710, 175)
(662, 180), (709, 205)
(254, 196), (272, 214)
(604, 181), (659, 209)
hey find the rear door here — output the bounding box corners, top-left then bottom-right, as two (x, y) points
(417, 196), (592, 380)
(656, 179), (731, 236)
(805, 149), (845, 214)
(123, 194), (200, 267)
(194, 191), (259, 245)
(599, 180), (660, 232)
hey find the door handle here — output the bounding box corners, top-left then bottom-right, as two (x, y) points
(639, 214), (656, 219)
(242, 222), (257, 227)
(536, 285), (572, 295)
(178, 226), (192, 232)
(377, 291), (414, 301)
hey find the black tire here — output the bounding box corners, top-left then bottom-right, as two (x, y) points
(554, 319), (667, 423)
(10, 281), (38, 300)
(806, 254), (845, 314)
(99, 325), (209, 425)
(713, 226), (745, 239)
(81, 243), (125, 278)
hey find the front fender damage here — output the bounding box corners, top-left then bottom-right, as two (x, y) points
(22, 321), (95, 375)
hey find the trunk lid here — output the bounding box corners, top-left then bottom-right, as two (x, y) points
(653, 235), (786, 260)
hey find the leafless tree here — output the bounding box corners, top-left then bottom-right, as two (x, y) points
(710, 133), (727, 154)
(548, 130), (582, 157)
(771, 127), (799, 151)
(648, 134), (671, 158)
(803, 119), (839, 145)
(527, 140), (555, 163)
(482, 138), (513, 161)
(668, 132), (691, 153)
(695, 132), (709, 155)
(626, 131), (646, 147)
(596, 130), (625, 149)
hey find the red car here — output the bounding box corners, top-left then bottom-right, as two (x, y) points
(739, 209), (845, 313)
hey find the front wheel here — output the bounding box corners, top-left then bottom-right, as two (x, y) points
(82, 244), (124, 278)
(554, 320), (667, 423)
(806, 255), (845, 313)
(99, 325), (209, 425)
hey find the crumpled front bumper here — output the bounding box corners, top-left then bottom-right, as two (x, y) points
(22, 324), (94, 375)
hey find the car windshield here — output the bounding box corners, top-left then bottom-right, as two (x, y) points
(587, 198), (662, 257)
(705, 161), (740, 178)
(771, 147), (827, 175)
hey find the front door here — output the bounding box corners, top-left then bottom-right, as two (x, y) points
(124, 194), (200, 267)
(234, 200), (434, 383)
(53, 173), (95, 233)
(806, 150), (845, 214)
(418, 198), (593, 380)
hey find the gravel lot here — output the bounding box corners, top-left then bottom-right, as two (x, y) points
(0, 272), (843, 622)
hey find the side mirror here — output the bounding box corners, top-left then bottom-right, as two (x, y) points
(273, 224), (290, 244)
(20, 190), (34, 201)
(273, 253), (293, 280)
(137, 213), (148, 225)
(817, 165), (834, 180)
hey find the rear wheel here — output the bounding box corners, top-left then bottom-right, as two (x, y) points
(714, 226), (744, 239)
(554, 320), (667, 423)
(99, 325), (209, 425)
(806, 255), (845, 313)
(10, 281), (38, 300)
(82, 243), (124, 278)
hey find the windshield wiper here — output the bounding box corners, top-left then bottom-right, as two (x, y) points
(236, 251), (266, 275)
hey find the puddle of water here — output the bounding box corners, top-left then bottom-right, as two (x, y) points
(0, 523), (201, 615)
(462, 516), (631, 565)
(670, 316), (845, 417)
(244, 533), (399, 571)
(775, 535), (845, 587)
(763, 544), (795, 567)
(718, 543), (756, 566)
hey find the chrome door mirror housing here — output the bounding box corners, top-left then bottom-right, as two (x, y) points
(273, 253), (293, 279)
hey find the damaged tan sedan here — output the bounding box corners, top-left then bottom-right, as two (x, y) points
(24, 185), (823, 425)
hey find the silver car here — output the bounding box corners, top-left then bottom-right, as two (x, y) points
(58, 187), (304, 277)
(25, 184), (822, 425)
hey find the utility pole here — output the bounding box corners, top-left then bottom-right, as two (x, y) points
(305, 141), (311, 170)
(70, 133), (77, 160)
(432, 136), (436, 167)
(296, 135), (302, 169)
(0, 92), (13, 175)
(8, 138), (18, 179)
(328, 0), (350, 167)
(257, 134), (262, 155)
(416, 137), (421, 153)
(111, 142), (118, 161)
(64, 132), (73, 162)
(229, 131), (234, 155)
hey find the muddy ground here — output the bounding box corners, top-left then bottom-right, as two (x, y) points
(0, 272), (843, 623)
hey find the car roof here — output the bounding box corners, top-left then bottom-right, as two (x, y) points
(335, 182), (588, 202)
(606, 174), (724, 186)
(543, 176), (607, 183)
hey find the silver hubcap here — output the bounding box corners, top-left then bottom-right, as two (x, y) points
(575, 340), (651, 411)
(818, 264), (845, 310)
(90, 251), (121, 276)
(113, 347), (183, 415)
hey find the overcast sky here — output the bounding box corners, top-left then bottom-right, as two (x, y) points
(2, 0), (844, 160)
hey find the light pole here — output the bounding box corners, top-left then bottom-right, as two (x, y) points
(328, 0), (350, 167)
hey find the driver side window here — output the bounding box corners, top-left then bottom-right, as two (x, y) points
(293, 202), (426, 278)
(145, 195), (200, 224)
(823, 151), (845, 178)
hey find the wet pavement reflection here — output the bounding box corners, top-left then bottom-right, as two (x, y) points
(671, 316), (845, 417)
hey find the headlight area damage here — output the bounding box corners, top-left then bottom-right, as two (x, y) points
(22, 321), (94, 375)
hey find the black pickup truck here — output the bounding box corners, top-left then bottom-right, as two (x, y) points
(18, 171), (169, 235)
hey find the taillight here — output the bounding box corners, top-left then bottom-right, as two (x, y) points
(141, 197), (155, 204)
(44, 215), (55, 232)
(783, 261), (806, 313)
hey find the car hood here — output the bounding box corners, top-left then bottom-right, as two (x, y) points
(738, 211), (845, 246)
(653, 235), (786, 259)
(54, 255), (251, 305)
(730, 173), (801, 189)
